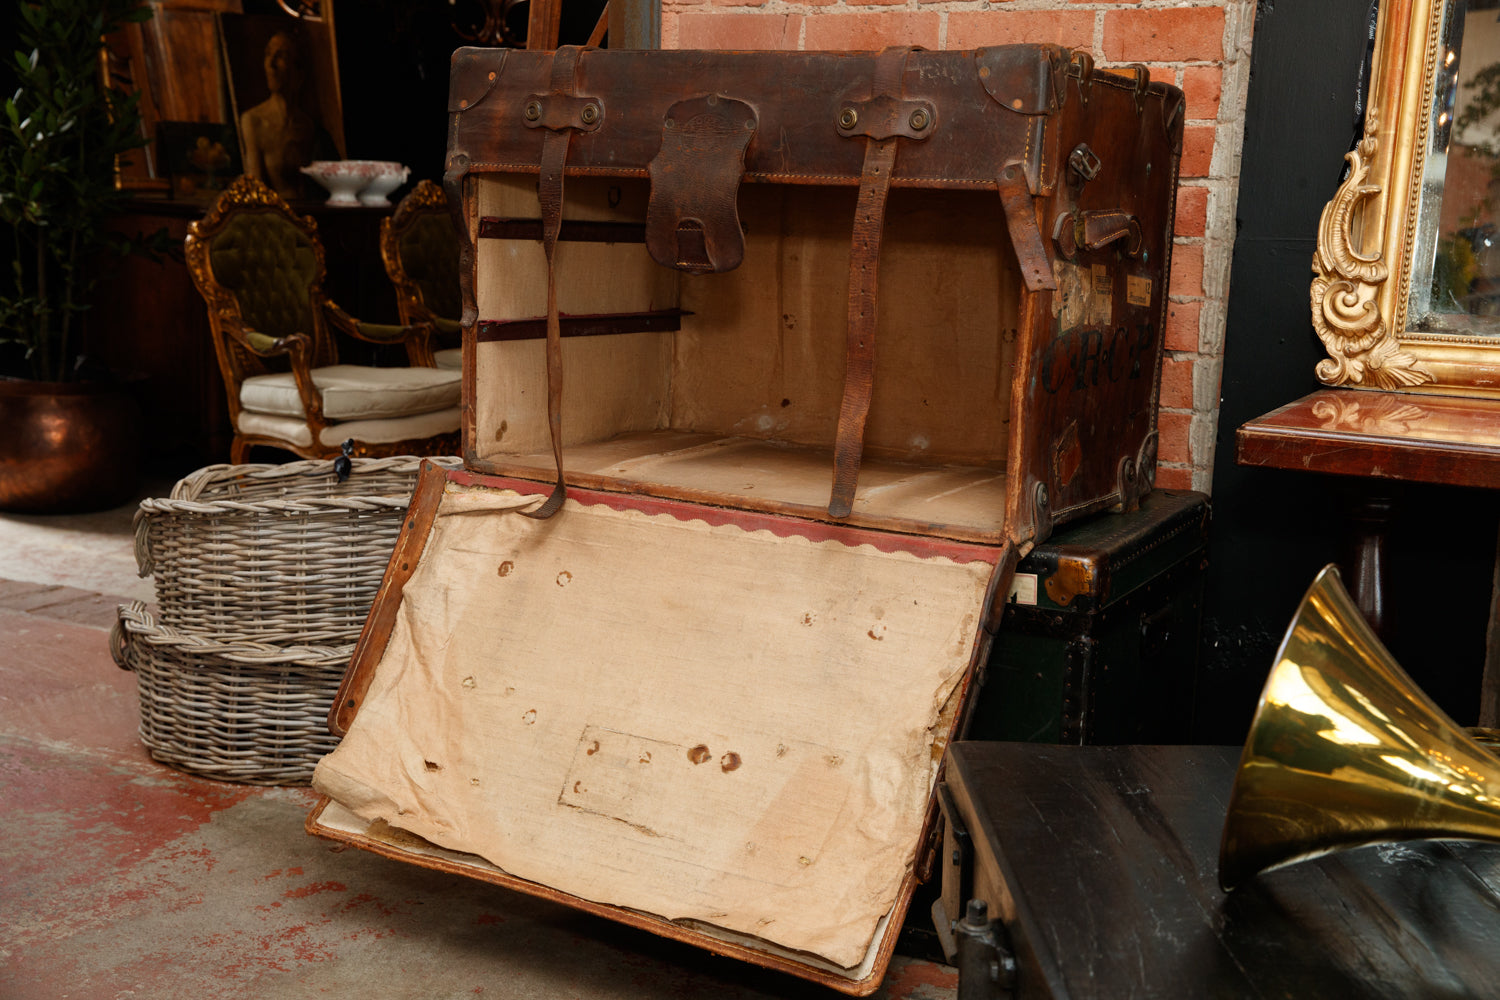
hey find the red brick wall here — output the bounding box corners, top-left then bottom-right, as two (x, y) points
(662, 0), (1255, 493)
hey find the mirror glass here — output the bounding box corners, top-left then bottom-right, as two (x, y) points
(1411, 0), (1500, 334)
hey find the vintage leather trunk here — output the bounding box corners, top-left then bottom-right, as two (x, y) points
(306, 45), (1183, 994)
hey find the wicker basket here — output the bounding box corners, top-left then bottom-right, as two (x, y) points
(134, 456), (455, 644)
(111, 602), (352, 785)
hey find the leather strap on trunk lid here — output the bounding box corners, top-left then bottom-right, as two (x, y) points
(521, 46), (601, 520)
(828, 47), (930, 519)
(998, 160), (1058, 293)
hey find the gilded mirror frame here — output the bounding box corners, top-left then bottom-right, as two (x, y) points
(1314, 0), (1500, 395)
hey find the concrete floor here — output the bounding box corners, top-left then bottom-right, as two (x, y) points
(0, 485), (958, 1000)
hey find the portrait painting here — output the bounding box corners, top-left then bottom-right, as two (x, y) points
(219, 9), (345, 200)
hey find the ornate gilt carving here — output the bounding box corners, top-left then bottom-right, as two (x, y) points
(194, 174), (321, 239)
(1310, 109), (1434, 390)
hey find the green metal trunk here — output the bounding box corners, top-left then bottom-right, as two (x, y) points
(970, 488), (1210, 745)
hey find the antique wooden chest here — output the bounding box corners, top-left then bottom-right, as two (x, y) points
(306, 44), (1183, 994)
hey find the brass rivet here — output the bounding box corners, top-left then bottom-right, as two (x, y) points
(488, 71), (496, 81)
(581, 102), (600, 125)
(908, 108), (930, 131)
(459, 99), (469, 109)
(1011, 98), (1023, 110)
(524, 100), (542, 121)
(839, 107), (858, 129)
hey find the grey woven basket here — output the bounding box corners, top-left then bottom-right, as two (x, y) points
(134, 456), (456, 644)
(111, 602), (352, 785)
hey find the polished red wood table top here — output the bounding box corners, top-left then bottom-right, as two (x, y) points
(1237, 388), (1500, 489)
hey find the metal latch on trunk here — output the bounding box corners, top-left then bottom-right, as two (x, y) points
(957, 899), (1019, 1000)
(933, 782), (975, 962)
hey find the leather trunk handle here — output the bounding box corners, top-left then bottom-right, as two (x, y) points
(1054, 210), (1143, 259)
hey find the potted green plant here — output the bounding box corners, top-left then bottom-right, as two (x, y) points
(0, 0), (157, 512)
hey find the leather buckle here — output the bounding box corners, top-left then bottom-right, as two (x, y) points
(1068, 144), (1102, 184)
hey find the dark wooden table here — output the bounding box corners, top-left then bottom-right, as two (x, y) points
(941, 741), (1500, 999)
(1237, 387), (1500, 725)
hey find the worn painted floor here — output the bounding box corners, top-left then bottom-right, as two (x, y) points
(0, 495), (958, 999)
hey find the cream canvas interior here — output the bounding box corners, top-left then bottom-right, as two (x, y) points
(307, 798), (895, 983)
(312, 483), (996, 971)
(469, 175), (1022, 540)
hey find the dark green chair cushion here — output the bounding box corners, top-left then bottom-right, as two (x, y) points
(209, 211), (319, 341)
(398, 214), (461, 323)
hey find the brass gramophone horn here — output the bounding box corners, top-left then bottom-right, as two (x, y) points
(1218, 564), (1500, 891)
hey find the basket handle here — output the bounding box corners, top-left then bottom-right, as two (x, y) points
(110, 604), (138, 671)
(132, 510), (155, 578)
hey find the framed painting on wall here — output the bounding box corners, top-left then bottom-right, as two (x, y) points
(219, 5), (345, 201)
(157, 120), (242, 200)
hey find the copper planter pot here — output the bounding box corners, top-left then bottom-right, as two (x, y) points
(0, 378), (141, 514)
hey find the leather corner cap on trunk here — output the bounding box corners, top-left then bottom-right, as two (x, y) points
(240, 364), (461, 421)
(312, 482), (998, 972)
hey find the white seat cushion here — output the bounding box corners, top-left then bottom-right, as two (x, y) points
(240, 365), (461, 421)
(434, 348), (463, 369)
(236, 407), (461, 449)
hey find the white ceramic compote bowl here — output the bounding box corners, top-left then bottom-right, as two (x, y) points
(358, 162), (410, 207)
(300, 160), (380, 206)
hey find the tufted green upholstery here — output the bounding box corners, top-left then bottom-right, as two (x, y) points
(209, 211), (320, 342)
(397, 214), (462, 323)
(185, 175), (460, 462)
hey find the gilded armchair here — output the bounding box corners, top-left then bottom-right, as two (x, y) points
(185, 176), (461, 463)
(380, 179), (463, 369)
